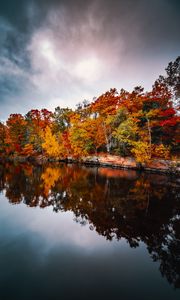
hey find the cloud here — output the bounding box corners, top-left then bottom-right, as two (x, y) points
(0, 0), (180, 120)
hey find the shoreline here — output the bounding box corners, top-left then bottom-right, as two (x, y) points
(0, 154), (179, 175)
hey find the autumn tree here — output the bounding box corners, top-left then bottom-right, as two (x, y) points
(0, 122), (7, 154)
(1, 56), (179, 161)
(90, 89), (121, 153)
(68, 114), (91, 157)
(53, 107), (73, 133)
(25, 109), (52, 153)
(154, 56), (180, 109)
(112, 108), (138, 156)
(75, 100), (91, 119)
(6, 114), (27, 154)
(42, 126), (67, 158)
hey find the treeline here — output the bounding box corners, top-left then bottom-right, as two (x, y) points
(0, 57), (179, 163)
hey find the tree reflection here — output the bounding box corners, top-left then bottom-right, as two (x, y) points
(0, 162), (179, 288)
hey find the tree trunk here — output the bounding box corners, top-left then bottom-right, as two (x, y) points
(146, 117), (152, 159)
(102, 121), (110, 153)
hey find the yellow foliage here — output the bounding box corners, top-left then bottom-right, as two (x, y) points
(42, 126), (66, 158)
(69, 125), (89, 157)
(153, 144), (170, 159)
(131, 141), (151, 164)
(41, 167), (61, 196)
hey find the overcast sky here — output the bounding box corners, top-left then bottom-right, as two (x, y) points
(0, 0), (179, 120)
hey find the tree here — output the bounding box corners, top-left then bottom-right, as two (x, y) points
(68, 114), (91, 158)
(25, 109), (52, 152)
(6, 114), (27, 154)
(53, 107), (73, 133)
(75, 100), (91, 119)
(91, 88), (119, 117)
(42, 126), (66, 158)
(154, 56), (180, 109)
(0, 122), (6, 154)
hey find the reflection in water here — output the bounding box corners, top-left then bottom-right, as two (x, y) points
(0, 162), (180, 289)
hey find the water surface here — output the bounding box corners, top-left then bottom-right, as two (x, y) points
(0, 163), (180, 300)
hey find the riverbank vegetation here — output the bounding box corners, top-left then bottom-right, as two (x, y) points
(0, 57), (179, 164)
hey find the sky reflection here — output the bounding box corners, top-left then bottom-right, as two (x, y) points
(0, 164), (180, 300)
(0, 192), (127, 253)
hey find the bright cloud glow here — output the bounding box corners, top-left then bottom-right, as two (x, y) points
(40, 39), (57, 66)
(28, 31), (61, 72)
(74, 56), (103, 82)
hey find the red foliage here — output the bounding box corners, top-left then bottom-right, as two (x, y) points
(160, 116), (179, 127)
(160, 108), (176, 117)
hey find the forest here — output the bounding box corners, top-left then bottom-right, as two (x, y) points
(0, 57), (179, 164)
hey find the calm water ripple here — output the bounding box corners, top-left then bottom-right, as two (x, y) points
(0, 162), (180, 300)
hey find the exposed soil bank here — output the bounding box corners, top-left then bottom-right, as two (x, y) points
(1, 154), (179, 175)
(81, 155), (180, 175)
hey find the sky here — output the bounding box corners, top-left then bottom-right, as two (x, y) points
(0, 0), (180, 121)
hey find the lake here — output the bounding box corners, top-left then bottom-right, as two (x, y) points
(0, 162), (179, 300)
